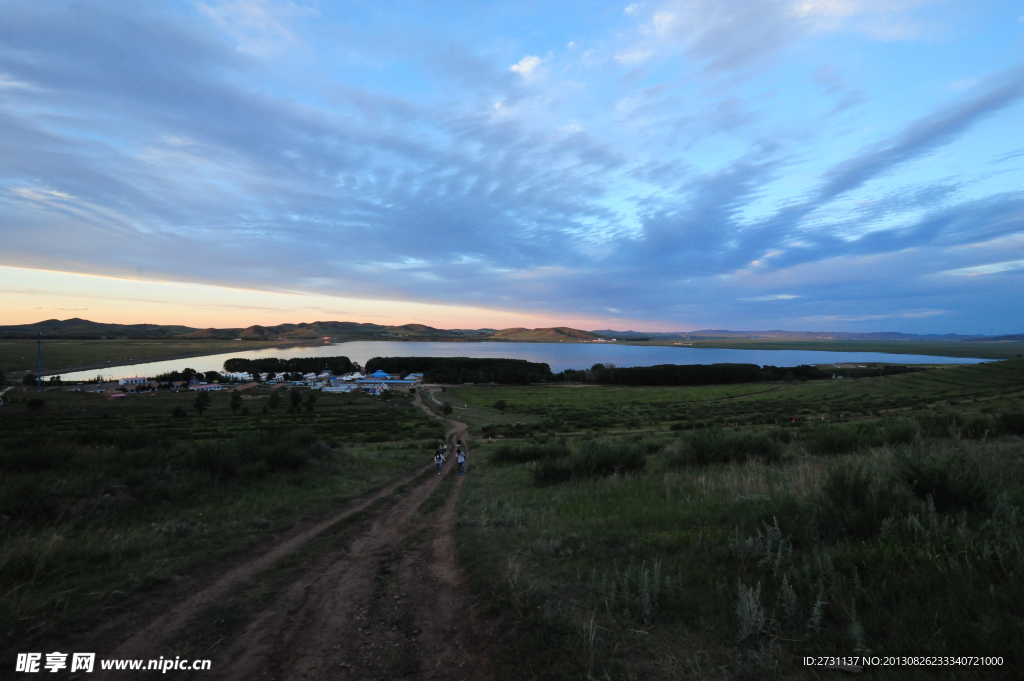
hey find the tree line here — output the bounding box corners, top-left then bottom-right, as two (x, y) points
(211, 354), (922, 387)
(365, 357), (553, 384)
(222, 356), (356, 375)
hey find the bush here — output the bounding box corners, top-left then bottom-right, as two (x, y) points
(817, 462), (908, 540)
(26, 398), (45, 411)
(171, 407), (187, 418)
(533, 440), (646, 485)
(896, 449), (988, 513)
(996, 412), (1024, 436)
(880, 417), (919, 445)
(915, 412), (993, 440)
(492, 440), (568, 464)
(671, 428), (783, 466)
(803, 423), (877, 455)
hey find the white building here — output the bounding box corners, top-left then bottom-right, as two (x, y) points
(190, 383), (224, 391)
(119, 377), (148, 386)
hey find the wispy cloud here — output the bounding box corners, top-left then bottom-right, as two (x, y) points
(0, 0), (1021, 334)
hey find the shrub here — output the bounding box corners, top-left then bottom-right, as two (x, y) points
(492, 440), (569, 464)
(26, 398), (45, 411)
(879, 417), (919, 445)
(996, 412), (1024, 436)
(896, 449), (988, 513)
(802, 423), (877, 455)
(186, 442), (240, 482)
(193, 392), (211, 415)
(171, 407), (187, 418)
(915, 412), (993, 440)
(533, 440), (646, 486)
(671, 428), (783, 466)
(817, 462), (907, 540)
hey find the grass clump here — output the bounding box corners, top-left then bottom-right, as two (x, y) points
(491, 439), (569, 464)
(671, 427), (783, 466)
(533, 439), (648, 485)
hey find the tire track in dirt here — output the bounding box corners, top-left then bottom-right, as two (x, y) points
(86, 387), (494, 680)
(138, 387), (494, 680)
(217, 460), (455, 681)
(92, 464), (432, 670)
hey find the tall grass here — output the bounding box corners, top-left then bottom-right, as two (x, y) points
(670, 427), (783, 465)
(533, 439), (648, 485)
(457, 435), (1024, 680)
(0, 423), (423, 658)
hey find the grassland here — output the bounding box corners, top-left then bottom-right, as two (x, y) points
(450, 360), (1024, 437)
(453, 361), (1024, 680)
(0, 339), (297, 375)
(635, 337), (1024, 360)
(0, 386), (444, 658)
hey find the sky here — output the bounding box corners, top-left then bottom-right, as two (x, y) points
(1, 1), (1023, 333)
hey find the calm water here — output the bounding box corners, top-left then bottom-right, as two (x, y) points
(57, 341), (988, 382)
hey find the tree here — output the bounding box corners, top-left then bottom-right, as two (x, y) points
(23, 373), (37, 386)
(194, 391), (211, 415)
(441, 402), (453, 415)
(171, 406), (187, 418)
(493, 400), (507, 412)
(288, 387), (302, 410)
(26, 398), (45, 410)
(230, 392), (242, 413)
(0, 371), (6, 385)
(303, 392), (317, 413)
(269, 391), (281, 409)
(203, 370), (221, 384)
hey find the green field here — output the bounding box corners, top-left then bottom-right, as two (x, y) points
(0, 339), (285, 375)
(0, 386), (443, 657)
(4, 362), (1024, 678)
(449, 360), (1024, 437)
(635, 338), (1024, 360)
(453, 362), (1024, 680)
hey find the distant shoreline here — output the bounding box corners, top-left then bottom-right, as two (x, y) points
(35, 341), (322, 378)
(29, 337), (1006, 380)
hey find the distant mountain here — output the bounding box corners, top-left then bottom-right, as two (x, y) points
(2, 318), (1019, 343)
(0, 317), (196, 338)
(0, 318), (597, 342)
(592, 329), (1017, 342)
(488, 326), (602, 342)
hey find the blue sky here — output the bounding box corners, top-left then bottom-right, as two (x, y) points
(1, 0), (1022, 333)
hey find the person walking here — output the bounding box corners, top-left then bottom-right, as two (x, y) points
(434, 448), (446, 475)
(456, 445), (466, 475)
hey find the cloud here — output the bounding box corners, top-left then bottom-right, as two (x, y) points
(0, 1), (1021, 335)
(739, 294), (800, 301)
(510, 55), (542, 77)
(939, 259), (1024, 277)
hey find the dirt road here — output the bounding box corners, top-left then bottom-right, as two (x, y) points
(81, 390), (494, 680)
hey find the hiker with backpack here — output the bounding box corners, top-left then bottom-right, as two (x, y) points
(456, 444), (467, 475)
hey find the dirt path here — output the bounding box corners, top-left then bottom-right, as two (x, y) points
(87, 389), (494, 680)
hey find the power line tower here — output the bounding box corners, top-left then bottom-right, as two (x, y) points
(36, 332), (43, 390)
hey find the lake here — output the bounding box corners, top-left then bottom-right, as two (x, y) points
(57, 341), (989, 382)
